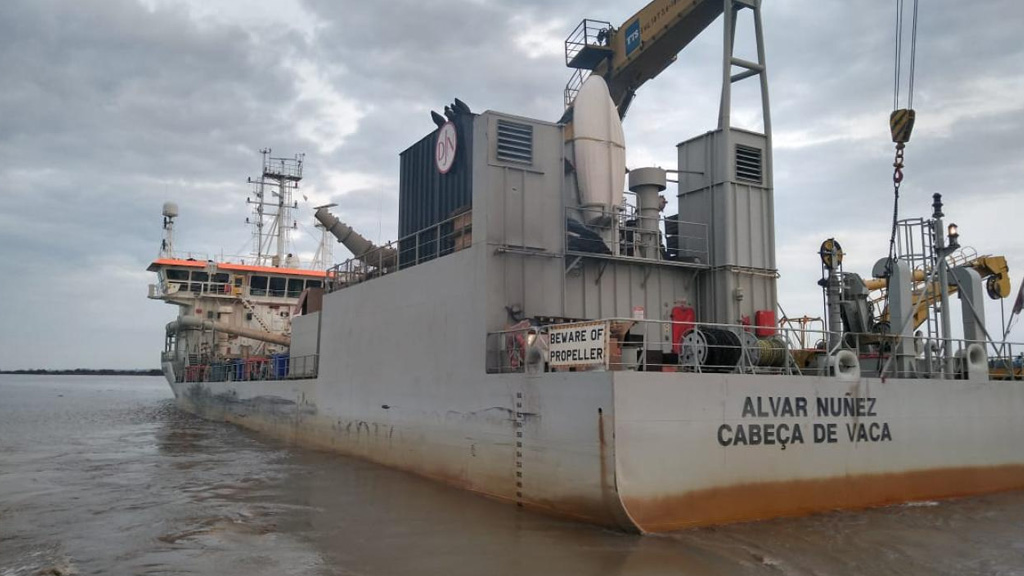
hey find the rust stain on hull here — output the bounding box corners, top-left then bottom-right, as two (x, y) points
(173, 385), (1024, 535)
(622, 465), (1024, 533)
(175, 392), (625, 528)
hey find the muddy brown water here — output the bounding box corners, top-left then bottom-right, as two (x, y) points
(2, 374), (1024, 575)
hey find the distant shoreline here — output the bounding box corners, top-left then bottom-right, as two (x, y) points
(0, 369), (163, 376)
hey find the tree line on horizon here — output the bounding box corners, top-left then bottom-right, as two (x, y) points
(0, 368), (163, 376)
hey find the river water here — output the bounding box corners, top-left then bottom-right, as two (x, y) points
(2, 375), (1023, 575)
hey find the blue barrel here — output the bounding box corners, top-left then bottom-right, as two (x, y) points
(272, 354), (289, 379)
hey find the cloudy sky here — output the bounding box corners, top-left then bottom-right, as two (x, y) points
(1, 0), (1022, 369)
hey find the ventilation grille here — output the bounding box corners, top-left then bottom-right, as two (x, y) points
(735, 144), (763, 184)
(496, 120), (533, 165)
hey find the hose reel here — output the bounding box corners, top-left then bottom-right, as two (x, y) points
(681, 327), (741, 372)
(682, 328), (787, 372)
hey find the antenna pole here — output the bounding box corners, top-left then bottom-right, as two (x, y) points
(160, 202), (179, 258)
(247, 148), (304, 267)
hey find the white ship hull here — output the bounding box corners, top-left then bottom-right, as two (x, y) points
(155, 106), (1024, 532)
(163, 243), (1024, 532)
(167, 366), (1024, 532)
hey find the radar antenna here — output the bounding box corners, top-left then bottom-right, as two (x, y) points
(160, 201), (179, 258)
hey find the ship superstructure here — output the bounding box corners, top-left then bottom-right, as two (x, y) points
(149, 151), (327, 384)
(150, 0), (1024, 533)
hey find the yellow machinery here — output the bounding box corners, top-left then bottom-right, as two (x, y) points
(564, 0), (726, 117)
(866, 254), (1011, 329)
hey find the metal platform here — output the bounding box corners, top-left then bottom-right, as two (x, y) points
(565, 19), (614, 70)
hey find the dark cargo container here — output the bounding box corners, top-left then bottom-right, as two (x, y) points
(398, 113), (474, 268)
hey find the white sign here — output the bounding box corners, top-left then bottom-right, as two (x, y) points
(632, 305), (645, 320)
(548, 321), (608, 368)
(435, 121), (457, 174)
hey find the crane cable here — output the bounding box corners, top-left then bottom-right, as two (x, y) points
(891, 0), (920, 111)
(883, 0), (919, 314)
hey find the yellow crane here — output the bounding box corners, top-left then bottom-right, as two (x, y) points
(565, 0), (728, 118)
(866, 254), (1012, 329)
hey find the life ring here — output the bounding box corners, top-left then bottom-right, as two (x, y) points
(505, 320), (531, 371)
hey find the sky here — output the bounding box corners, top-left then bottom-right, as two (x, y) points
(1, 0), (1022, 369)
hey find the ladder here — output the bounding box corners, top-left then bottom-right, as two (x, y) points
(896, 218), (939, 342)
(239, 296), (273, 334)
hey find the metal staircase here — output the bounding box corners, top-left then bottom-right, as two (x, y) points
(239, 296), (273, 334)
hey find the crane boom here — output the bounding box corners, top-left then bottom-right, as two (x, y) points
(567, 0), (724, 117)
(602, 0), (723, 117)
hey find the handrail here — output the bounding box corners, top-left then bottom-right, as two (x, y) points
(155, 279), (321, 300)
(566, 204), (709, 265)
(180, 354), (318, 383)
(327, 210), (472, 292)
(565, 19), (614, 68)
(486, 317), (1023, 381)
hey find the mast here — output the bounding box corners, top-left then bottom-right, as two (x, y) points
(246, 148), (304, 267)
(160, 201), (178, 258)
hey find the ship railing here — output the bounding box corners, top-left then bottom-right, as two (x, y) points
(158, 251), (254, 264)
(564, 19), (614, 74)
(485, 318), (1024, 381)
(248, 286), (310, 298)
(327, 210), (472, 291)
(155, 279), (238, 298)
(158, 282), (320, 300)
(158, 251), (324, 274)
(163, 278), (234, 295)
(179, 354), (319, 383)
(565, 203), (709, 266)
(564, 68), (588, 110)
(262, 155), (303, 180)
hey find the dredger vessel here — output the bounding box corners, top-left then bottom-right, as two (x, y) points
(149, 0), (1024, 532)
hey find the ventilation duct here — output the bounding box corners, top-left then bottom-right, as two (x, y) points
(735, 144), (762, 184)
(496, 120), (533, 164)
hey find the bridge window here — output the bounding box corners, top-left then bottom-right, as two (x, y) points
(287, 278), (304, 298)
(251, 275), (268, 296)
(269, 276), (286, 297)
(166, 269), (189, 281)
(189, 271), (207, 293)
(306, 279), (322, 290)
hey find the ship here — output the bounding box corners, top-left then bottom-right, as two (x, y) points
(149, 0), (1024, 533)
